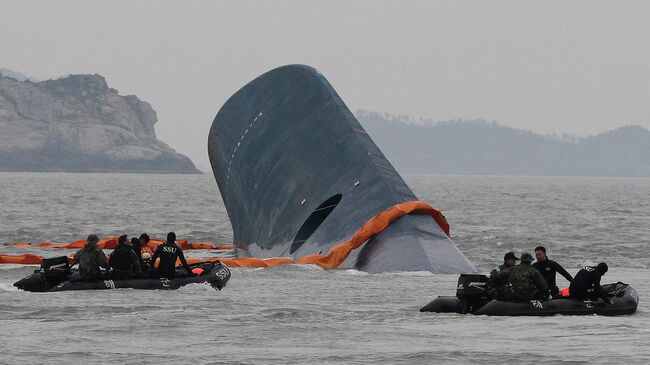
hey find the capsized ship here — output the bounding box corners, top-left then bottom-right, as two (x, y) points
(208, 65), (476, 273)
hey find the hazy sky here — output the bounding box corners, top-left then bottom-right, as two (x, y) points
(2, 1), (649, 168)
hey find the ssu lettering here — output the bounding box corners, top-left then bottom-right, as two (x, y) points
(162, 246), (177, 253)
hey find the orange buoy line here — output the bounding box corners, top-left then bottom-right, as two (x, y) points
(1, 201), (448, 269)
(2, 238), (233, 251)
(0, 254), (45, 265)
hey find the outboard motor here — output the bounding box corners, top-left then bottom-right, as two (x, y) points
(456, 274), (489, 314)
(40, 256), (71, 285)
(14, 256), (71, 292)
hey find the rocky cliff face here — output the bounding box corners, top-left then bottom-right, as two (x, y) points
(0, 73), (200, 173)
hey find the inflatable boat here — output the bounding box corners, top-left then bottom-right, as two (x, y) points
(13, 256), (231, 292)
(420, 274), (638, 316)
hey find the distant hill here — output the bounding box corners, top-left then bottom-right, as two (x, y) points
(356, 111), (650, 177)
(0, 68), (33, 82)
(0, 73), (200, 173)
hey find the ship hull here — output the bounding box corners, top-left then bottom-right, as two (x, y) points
(208, 64), (475, 273)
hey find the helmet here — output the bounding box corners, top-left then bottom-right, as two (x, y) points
(141, 252), (152, 260)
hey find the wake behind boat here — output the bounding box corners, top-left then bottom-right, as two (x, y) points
(13, 256), (231, 292)
(420, 274), (639, 316)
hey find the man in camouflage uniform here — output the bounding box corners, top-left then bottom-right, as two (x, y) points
(72, 234), (109, 280)
(490, 253), (549, 301)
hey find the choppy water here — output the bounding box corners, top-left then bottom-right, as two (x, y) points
(1, 173), (649, 364)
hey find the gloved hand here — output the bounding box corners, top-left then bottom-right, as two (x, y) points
(606, 298), (614, 305)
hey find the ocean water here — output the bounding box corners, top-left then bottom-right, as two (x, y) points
(0, 173), (648, 364)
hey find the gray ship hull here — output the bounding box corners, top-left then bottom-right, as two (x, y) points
(208, 65), (475, 273)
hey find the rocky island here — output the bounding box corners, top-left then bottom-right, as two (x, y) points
(0, 72), (200, 173)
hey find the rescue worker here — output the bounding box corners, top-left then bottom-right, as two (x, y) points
(108, 234), (142, 279)
(150, 232), (193, 278)
(129, 237), (142, 266)
(134, 233), (156, 257)
(130, 233), (155, 270)
(487, 251), (519, 297)
(569, 262), (613, 304)
(72, 234), (109, 281)
(532, 246), (573, 297)
(490, 253), (549, 301)
(498, 251), (518, 271)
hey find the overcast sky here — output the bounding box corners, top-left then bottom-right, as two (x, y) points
(1, 1), (649, 168)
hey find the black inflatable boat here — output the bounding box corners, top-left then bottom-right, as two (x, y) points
(14, 256), (231, 292)
(420, 274), (639, 316)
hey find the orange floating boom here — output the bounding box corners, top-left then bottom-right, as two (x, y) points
(3, 239), (233, 250)
(2, 201), (448, 269)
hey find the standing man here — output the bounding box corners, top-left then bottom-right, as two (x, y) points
(532, 246), (573, 297)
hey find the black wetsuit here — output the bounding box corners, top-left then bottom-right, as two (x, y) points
(532, 258), (573, 296)
(569, 266), (608, 301)
(130, 240), (147, 271)
(150, 241), (192, 278)
(109, 243), (142, 279)
(130, 241), (142, 260)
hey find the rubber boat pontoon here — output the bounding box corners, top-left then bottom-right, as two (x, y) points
(420, 274), (638, 316)
(14, 256), (231, 292)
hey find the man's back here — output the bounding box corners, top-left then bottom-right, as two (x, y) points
(152, 242), (190, 277)
(570, 267), (601, 299)
(74, 245), (107, 280)
(109, 244), (141, 276)
(507, 264), (549, 300)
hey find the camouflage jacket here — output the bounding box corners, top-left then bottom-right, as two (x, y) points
(491, 264), (549, 300)
(73, 243), (109, 280)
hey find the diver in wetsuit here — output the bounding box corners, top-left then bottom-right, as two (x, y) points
(569, 262), (613, 304)
(132, 233), (155, 257)
(108, 234), (142, 279)
(129, 237), (143, 267)
(150, 232), (193, 278)
(532, 246), (573, 297)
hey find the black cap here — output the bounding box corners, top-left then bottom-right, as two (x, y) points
(139, 233), (150, 242)
(596, 262), (608, 275)
(504, 251), (519, 261)
(167, 232), (176, 242)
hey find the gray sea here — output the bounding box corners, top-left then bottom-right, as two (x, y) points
(0, 173), (648, 364)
